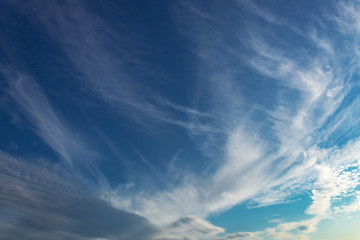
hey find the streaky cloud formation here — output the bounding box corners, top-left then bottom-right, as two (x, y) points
(1, 0), (360, 239)
(0, 151), (228, 240)
(2, 68), (92, 166)
(103, 0), (360, 237)
(14, 0), (211, 133)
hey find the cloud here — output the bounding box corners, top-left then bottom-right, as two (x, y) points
(340, 192), (360, 213)
(2, 1), (360, 240)
(215, 231), (261, 240)
(102, 0), (360, 237)
(0, 151), (159, 240)
(5, 0), (211, 133)
(155, 215), (224, 240)
(1, 67), (94, 166)
(2, 68), (85, 163)
(238, 0), (286, 25)
(305, 142), (360, 217)
(276, 218), (320, 234)
(214, 217), (317, 240)
(214, 140), (360, 240)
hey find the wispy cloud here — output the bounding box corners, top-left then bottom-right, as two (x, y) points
(1, 67), (93, 166)
(8, 0), (212, 134)
(155, 216), (224, 240)
(102, 1), (360, 239)
(2, 0), (360, 239)
(215, 231), (262, 240)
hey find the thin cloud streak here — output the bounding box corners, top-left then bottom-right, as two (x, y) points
(2, 67), (93, 166)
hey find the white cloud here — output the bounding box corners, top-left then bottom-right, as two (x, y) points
(215, 231), (262, 240)
(155, 216), (224, 240)
(341, 192), (360, 213)
(1, 67), (95, 167)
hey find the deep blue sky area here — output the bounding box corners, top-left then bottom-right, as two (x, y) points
(1, 1), (360, 240)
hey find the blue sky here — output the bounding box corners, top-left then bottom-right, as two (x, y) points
(1, 0), (360, 239)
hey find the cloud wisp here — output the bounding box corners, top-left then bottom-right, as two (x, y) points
(2, 68), (93, 166)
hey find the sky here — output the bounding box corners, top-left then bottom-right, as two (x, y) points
(1, 0), (360, 239)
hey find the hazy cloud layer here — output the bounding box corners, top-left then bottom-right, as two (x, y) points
(0, 151), (158, 240)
